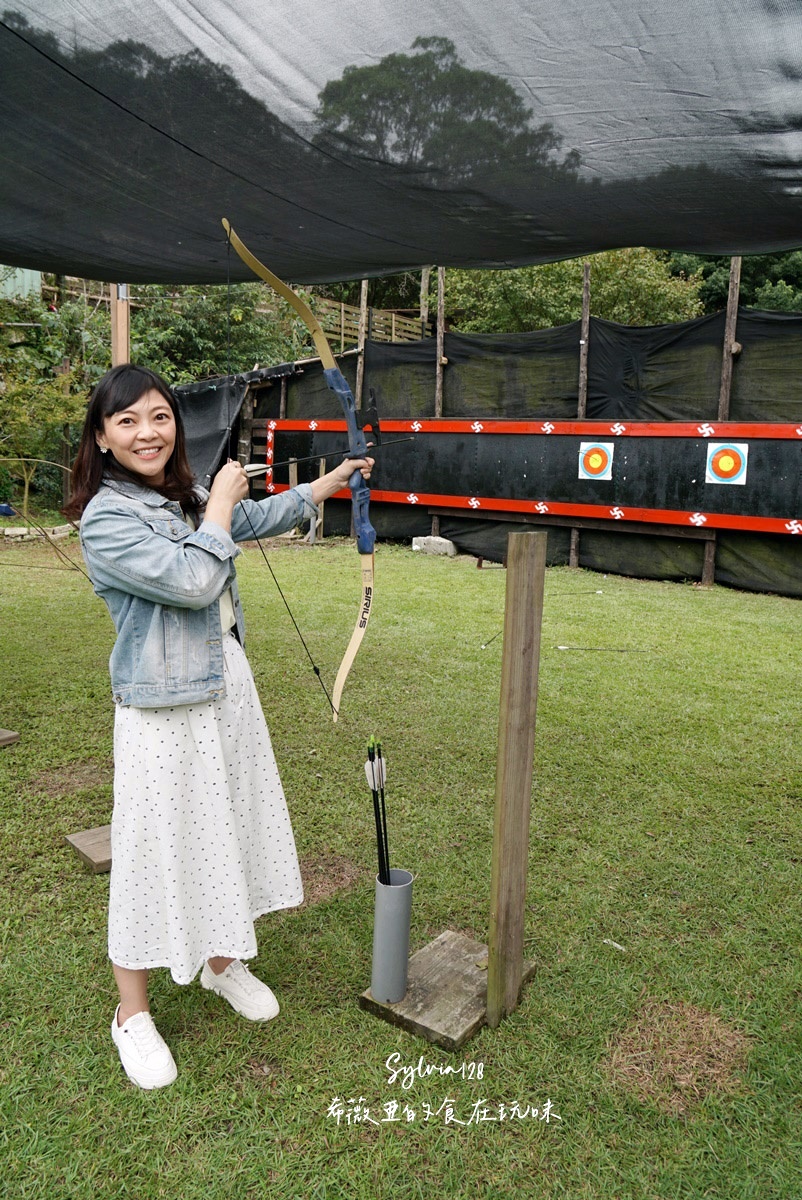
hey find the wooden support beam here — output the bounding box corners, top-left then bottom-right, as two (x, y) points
(57, 356), (71, 506)
(305, 457), (326, 543)
(355, 279), (369, 410)
(487, 532), (547, 1027)
(577, 261), (590, 419)
(569, 526), (580, 568)
(420, 266), (432, 337)
(702, 537), (717, 586)
(569, 261), (592, 560)
(718, 256), (742, 421)
(236, 385), (253, 466)
(435, 267), (446, 418)
(110, 284), (130, 366)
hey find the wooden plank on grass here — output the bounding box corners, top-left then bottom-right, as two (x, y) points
(65, 824), (112, 873)
(359, 930), (488, 1050)
(359, 929), (536, 1050)
(0, 729), (20, 747)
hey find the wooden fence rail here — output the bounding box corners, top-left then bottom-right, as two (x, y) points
(40, 277), (432, 346)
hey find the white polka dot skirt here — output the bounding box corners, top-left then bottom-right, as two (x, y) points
(108, 633), (304, 984)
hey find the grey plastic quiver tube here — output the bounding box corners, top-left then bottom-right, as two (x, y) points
(371, 869), (413, 1003)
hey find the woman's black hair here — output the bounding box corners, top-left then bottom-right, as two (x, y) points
(63, 364), (201, 520)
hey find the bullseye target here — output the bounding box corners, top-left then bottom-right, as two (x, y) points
(705, 442), (748, 485)
(578, 441), (614, 481)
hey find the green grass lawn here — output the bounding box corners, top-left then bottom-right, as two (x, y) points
(0, 533), (800, 1199)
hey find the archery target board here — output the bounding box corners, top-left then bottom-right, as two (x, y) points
(705, 442), (749, 485)
(579, 442), (614, 480)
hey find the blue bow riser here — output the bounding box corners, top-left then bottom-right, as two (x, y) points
(323, 368), (377, 556)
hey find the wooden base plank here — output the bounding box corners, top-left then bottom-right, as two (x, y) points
(0, 729), (20, 747)
(65, 824), (112, 873)
(358, 929), (535, 1051)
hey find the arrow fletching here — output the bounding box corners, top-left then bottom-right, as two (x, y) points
(364, 757), (387, 789)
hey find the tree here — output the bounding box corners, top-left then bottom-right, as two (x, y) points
(0, 288), (115, 512)
(0, 348), (86, 517)
(0, 279), (322, 512)
(668, 251), (802, 313)
(128, 284), (313, 383)
(315, 37), (579, 189)
(442, 249), (703, 333)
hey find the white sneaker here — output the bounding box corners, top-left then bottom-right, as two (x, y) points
(111, 1006), (177, 1089)
(200, 960), (280, 1021)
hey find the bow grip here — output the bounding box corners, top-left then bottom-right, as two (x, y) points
(323, 368), (376, 556)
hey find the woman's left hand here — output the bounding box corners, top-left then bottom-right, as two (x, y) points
(310, 454), (375, 506)
(335, 455), (374, 485)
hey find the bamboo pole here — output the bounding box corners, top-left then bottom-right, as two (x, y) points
(487, 531), (547, 1027)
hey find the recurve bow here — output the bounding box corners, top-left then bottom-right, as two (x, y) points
(222, 218), (376, 722)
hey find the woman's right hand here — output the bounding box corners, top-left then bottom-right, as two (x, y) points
(205, 460), (250, 531)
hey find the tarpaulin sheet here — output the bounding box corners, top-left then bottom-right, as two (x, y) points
(361, 314), (802, 423)
(2, 2), (802, 283)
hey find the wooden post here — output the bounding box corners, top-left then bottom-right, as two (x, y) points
(420, 266), (432, 336)
(718, 255), (742, 421)
(569, 260), (592, 565)
(236, 385), (253, 466)
(569, 527), (580, 569)
(288, 457), (298, 491)
(110, 284), (130, 365)
(57, 356), (71, 505)
(355, 278), (369, 410)
(317, 457), (326, 539)
(577, 261), (590, 419)
(435, 267), (446, 417)
(705, 255), (741, 587)
(487, 531), (547, 1027)
(279, 377), (288, 419)
(702, 537), (716, 586)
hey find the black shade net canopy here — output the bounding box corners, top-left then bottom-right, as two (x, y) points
(1, 0), (801, 285)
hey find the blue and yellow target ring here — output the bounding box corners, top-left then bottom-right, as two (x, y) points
(579, 442), (613, 480)
(708, 443), (747, 484)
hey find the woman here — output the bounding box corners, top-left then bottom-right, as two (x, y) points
(66, 363), (372, 1089)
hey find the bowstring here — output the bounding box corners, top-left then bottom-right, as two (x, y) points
(241, 506), (334, 713)
(8, 504), (92, 582)
(224, 227), (333, 714)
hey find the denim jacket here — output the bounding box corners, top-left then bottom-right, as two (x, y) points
(80, 477), (317, 708)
